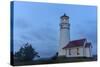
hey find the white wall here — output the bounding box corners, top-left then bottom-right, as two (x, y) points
(65, 47), (84, 57)
(59, 29), (70, 56)
(65, 47), (92, 57)
(85, 47), (92, 57)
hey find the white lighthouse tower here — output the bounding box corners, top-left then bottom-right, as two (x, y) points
(58, 14), (70, 56)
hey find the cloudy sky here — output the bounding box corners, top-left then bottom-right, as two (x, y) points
(12, 1), (97, 58)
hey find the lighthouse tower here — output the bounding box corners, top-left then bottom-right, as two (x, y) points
(58, 14), (70, 56)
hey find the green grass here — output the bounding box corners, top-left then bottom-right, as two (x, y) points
(13, 56), (97, 66)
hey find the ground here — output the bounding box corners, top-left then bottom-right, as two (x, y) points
(12, 56), (97, 66)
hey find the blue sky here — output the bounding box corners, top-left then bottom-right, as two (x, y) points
(12, 1), (97, 58)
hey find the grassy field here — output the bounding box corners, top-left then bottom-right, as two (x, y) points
(13, 56), (97, 66)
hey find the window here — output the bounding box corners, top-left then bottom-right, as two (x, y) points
(69, 49), (71, 55)
(77, 48), (79, 55)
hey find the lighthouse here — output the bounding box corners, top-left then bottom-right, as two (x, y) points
(58, 14), (70, 56)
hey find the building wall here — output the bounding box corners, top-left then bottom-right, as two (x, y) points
(58, 18), (70, 56)
(58, 29), (70, 56)
(65, 47), (84, 57)
(85, 47), (92, 57)
(65, 47), (92, 57)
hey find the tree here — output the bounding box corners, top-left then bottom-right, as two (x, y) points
(51, 52), (58, 60)
(14, 43), (40, 62)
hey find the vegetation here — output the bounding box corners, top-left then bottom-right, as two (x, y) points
(13, 56), (97, 66)
(51, 52), (58, 60)
(14, 43), (40, 62)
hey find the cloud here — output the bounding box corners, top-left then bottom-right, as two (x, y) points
(13, 1), (97, 57)
(14, 22), (59, 57)
(14, 18), (30, 29)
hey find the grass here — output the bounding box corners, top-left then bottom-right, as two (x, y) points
(13, 56), (97, 66)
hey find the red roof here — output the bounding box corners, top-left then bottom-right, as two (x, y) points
(63, 39), (86, 49)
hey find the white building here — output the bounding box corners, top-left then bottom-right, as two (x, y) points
(63, 39), (92, 57)
(58, 14), (92, 57)
(58, 14), (70, 56)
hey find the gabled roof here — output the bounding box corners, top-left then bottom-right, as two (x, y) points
(63, 39), (86, 49)
(85, 42), (92, 47)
